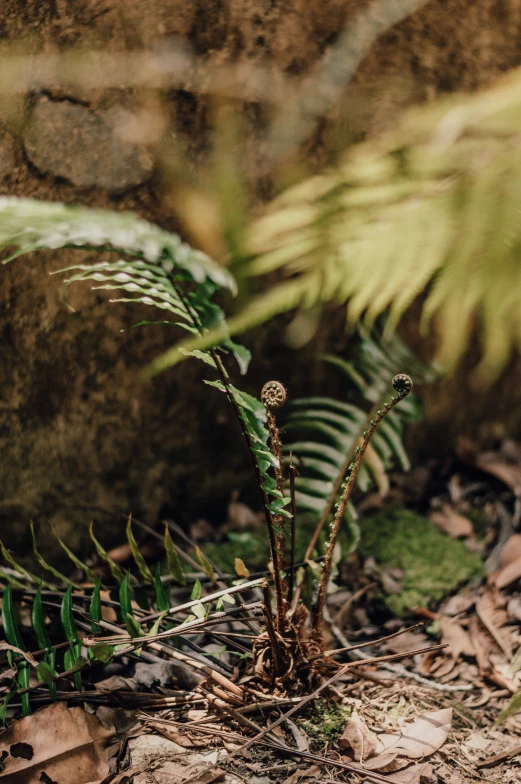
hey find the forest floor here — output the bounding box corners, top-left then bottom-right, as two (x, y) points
(1, 436), (521, 783)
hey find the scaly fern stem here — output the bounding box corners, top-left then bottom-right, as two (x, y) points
(171, 278), (287, 633)
(266, 408), (286, 571)
(312, 375), (412, 637)
(287, 456), (298, 605)
(290, 398), (382, 612)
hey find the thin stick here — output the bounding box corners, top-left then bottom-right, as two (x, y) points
(307, 621), (426, 660)
(312, 374), (412, 635)
(287, 455), (298, 604)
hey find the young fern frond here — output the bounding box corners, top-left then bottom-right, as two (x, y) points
(312, 374), (413, 635)
(285, 329), (427, 542)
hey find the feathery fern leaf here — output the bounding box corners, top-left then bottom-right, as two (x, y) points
(285, 329), (428, 522)
(147, 66), (521, 381)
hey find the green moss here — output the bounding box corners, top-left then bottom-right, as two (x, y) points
(299, 699), (352, 748)
(359, 508), (484, 616)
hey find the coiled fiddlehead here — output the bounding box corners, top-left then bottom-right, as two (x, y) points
(312, 374), (413, 636)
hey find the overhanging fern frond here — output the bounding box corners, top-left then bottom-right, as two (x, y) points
(0, 198), (235, 292)
(147, 66), (521, 381)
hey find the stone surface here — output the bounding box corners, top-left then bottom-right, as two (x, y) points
(24, 100), (154, 190)
(0, 128), (16, 180)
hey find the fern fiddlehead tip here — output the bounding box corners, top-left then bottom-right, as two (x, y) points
(392, 373), (413, 396)
(261, 380), (287, 410)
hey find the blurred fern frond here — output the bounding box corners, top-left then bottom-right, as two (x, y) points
(285, 328), (428, 520)
(148, 67), (521, 382)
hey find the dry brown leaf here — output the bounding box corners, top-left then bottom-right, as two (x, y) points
(376, 708), (452, 760)
(439, 617), (475, 660)
(0, 702), (114, 783)
(338, 711), (378, 761)
(356, 750), (400, 770)
(476, 590), (512, 659)
(429, 505), (473, 538)
(499, 534), (521, 568)
(283, 764), (321, 784)
(440, 593), (475, 616)
(389, 762), (435, 783)
(496, 555), (521, 589)
(285, 718), (309, 752)
(475, 454), (521, 495)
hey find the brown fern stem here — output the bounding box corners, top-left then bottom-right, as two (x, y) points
(261, 381), (288, 634)
(169, 278), (287, 625)
(312, 374), (413, 638)
(287, 455), (298, 605)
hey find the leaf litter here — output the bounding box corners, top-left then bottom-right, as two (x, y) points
(3, 442), (521, 783)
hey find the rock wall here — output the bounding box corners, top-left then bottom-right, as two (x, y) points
(2, 0), (521, 560)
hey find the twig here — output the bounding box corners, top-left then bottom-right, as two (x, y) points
(477, 745), (521, 768)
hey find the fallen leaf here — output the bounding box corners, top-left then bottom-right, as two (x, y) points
(283, 765), (321, 784)
(475, 454), (521, 496)
(285, 718), (309, 752)
(476, 590), (512, 659)
(376, 708), (452, 760)
(499, 534), (521, 568)
(496, 555), (521, 589)
(436, 763), (463, 784)
(440, 593), (475, 616)
(439, 617), (475, 660)
(429, 505), (473, 538)
(0, 702), (114, 783)
(389, 762), (435, 783)
(339, 711), (378, 761)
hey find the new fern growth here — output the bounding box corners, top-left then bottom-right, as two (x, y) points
(0, 195), (418, 703)
(312, 374), (413, 636)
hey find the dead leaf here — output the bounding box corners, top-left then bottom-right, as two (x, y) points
(499, 534), (521, 568)
(339, 711), (378, 761)
(285, 718), (309, 752)
(376, 708), (452, 760)
(476, 590), (512, 659)
(0, 642), (38, 669)
(0, 702), (114, 783)
(283, 765), (321, 784)
(439, 617), (475, 660)
(429, 505), (473, 538)
(475, 453), (521, 495)
(145, 722), (196, 748)
(496, 555), (521, 589)
(440, 593), (475, 616)
(389, 762), (435, 784)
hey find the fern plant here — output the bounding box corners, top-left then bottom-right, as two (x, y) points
(144, 65), (521, 383)
(0, 196), (417, 707)
(286, 327), (430, 524)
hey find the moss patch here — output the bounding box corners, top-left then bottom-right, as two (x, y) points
(299, 699), (352, 749)
(359, 508), (484, 616)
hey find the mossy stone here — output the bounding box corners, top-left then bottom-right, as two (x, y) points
(359, 508), (484, 616)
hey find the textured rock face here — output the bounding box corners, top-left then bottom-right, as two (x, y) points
(1, 0), (521, 562)
(24, 100), (154, 190)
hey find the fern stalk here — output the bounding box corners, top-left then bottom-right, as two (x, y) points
(261, 381), (288, 573)
(287, 455), (298, 605)
(312, 374), (413, 636)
